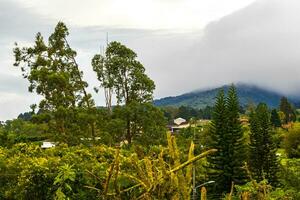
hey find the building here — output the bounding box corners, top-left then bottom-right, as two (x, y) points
(41, 141), (56, 149)
(174, 117), (187, 126)
(168, 118), (189, 133)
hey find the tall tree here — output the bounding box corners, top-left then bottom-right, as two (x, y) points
(270, 109), (281, 128)
(249, 103), (278, 185)
(92, 54), (113, 113)
(93, 41), (155, 105)
(13, 22), (95, 142)
(207, 85), (247, 195)
(279, 97), (296, 124)
(226, 86), (247, 186)
(114, 41), (155, 104)
(92, 42), (156, 143)
(207, 89), (228, 195)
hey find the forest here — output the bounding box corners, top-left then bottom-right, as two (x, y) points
(0, 22), (299, 200)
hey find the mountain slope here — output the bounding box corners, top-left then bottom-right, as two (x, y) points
(154, 84), (298, 109)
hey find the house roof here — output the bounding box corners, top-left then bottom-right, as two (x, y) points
(41, 141), (56, 149)
(174, 117), (186, 125)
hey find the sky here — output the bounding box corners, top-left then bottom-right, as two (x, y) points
(1, 0), (300, 120)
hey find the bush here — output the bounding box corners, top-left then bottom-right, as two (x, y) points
(0, 143), (113, 199)
(284, 124), (300, 158)
(0, 134), (216, 199)
(279, 159), (300, 199)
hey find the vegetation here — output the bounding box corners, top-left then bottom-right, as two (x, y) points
(249, 103), (279, 185)
(283, 123), (300, 158)
(279, 97), (297, 124)
(206, 86), (247, 196)
(270, 109), (282, 128)
(12, 22), (165, 147)
(92, 41), (156, 144)
(0, 133), (217, 199)
(0, 22), (299, 199)
(14, 22), (96, 144)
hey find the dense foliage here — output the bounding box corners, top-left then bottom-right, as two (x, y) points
(0, 134), (216, 199)
(0, 22), (299, 200)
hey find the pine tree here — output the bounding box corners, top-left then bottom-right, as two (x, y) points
(207, 85), (247, 195)
(207, 89), (228, 194)
(249, 103), (278, 185)
(270, 109), (281, 128)
(226, 86), (247, 186)
(279, 97), (296, 124)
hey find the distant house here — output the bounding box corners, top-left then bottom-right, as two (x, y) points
(41, 141), (56, 149)
(168, 118), (189, 133)
(174, 118), (186, 125)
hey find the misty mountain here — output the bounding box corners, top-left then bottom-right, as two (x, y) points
(154, 84), (300, 109)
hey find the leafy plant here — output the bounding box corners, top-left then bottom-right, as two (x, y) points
(54, 164), (76, 200)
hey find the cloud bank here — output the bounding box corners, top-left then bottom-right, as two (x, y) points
(149, 0), (300, 97)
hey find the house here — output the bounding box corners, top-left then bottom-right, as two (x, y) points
(168, 118), (189, 133)
(174, 117), (186, 125)
(41, 141), (56, 149)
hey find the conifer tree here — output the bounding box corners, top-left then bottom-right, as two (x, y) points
(207, 85), (247, 195)
(270, 109), (281, 128)
(226, 86), (247, 186)
(249, 103), (278, 185)
(207, 89), (228, 194)
(279, 97), (296, 124)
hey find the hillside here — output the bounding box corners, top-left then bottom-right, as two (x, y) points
(154, 84), (299, 109)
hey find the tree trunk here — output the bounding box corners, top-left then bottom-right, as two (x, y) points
(126, 119), (131, 144)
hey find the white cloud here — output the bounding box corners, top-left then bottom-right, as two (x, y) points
(14, 0), (255, 30)
(152, 0), (300, 96)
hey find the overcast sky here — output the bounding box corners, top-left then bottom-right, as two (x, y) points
(1, 0), (300, 120)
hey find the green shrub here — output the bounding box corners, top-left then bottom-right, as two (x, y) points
(284, 124), (300, 158)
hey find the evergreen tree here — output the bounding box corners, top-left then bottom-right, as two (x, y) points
(249, 103), (278, 185)
(207, 89), (228, 195)
(279, 97), (296, 124)
(226, 86), (247, 186)
(207, 85), (247, 195)
(270, 109), (281, 128)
